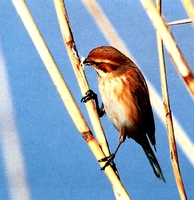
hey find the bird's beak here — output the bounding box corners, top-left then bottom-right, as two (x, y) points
(83, 58), (90, 66)
(83, 58), (89, 65)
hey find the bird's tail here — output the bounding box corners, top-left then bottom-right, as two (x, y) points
(142, 145), (165, 182)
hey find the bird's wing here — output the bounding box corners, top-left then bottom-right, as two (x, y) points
(132, 67), (156, 146)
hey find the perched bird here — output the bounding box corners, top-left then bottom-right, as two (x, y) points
(82, 46), (165, 181)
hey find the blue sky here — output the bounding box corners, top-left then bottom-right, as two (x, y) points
(0, 1), (194, 199)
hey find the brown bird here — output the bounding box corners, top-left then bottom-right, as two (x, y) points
(82, 46), (165, 181)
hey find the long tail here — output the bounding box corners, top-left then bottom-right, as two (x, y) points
(142, 145), (165, 182)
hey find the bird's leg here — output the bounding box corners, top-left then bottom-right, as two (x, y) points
(99, 132), (126, 170)
(99, 141), (122, 170)
(81, 89), (105, 117)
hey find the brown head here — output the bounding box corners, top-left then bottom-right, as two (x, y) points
(83, 46), (133, 76)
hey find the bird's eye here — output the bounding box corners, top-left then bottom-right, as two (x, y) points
(91, 61), (100, 68)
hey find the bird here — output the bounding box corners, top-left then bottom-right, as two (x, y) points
(82, 46), (165, 181)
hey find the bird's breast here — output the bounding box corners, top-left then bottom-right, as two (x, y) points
(98, 75), (135, 130)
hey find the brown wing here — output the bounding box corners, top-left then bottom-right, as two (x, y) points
(131, 67), (156, 146)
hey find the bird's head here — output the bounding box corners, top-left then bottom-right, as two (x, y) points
(83, 46), (129, 77)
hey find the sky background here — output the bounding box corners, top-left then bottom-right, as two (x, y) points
(0, 0), (194, 200)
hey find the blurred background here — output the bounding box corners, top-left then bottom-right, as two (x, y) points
(0, 0), (194, 199)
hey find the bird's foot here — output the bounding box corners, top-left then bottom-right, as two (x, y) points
(81, 90), (105, 117)
(81, 89), (97, 103)
(99, 154), (116, 171)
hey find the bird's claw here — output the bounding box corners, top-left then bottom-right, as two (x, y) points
(81, 89), (97, 103)
(99, 154), (115, 170)
(81, 90), (105, 117)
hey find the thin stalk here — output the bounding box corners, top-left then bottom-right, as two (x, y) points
(156, 1), (187, 200)
(167, 18), (192, 26)
(53, 0), (111, 159)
